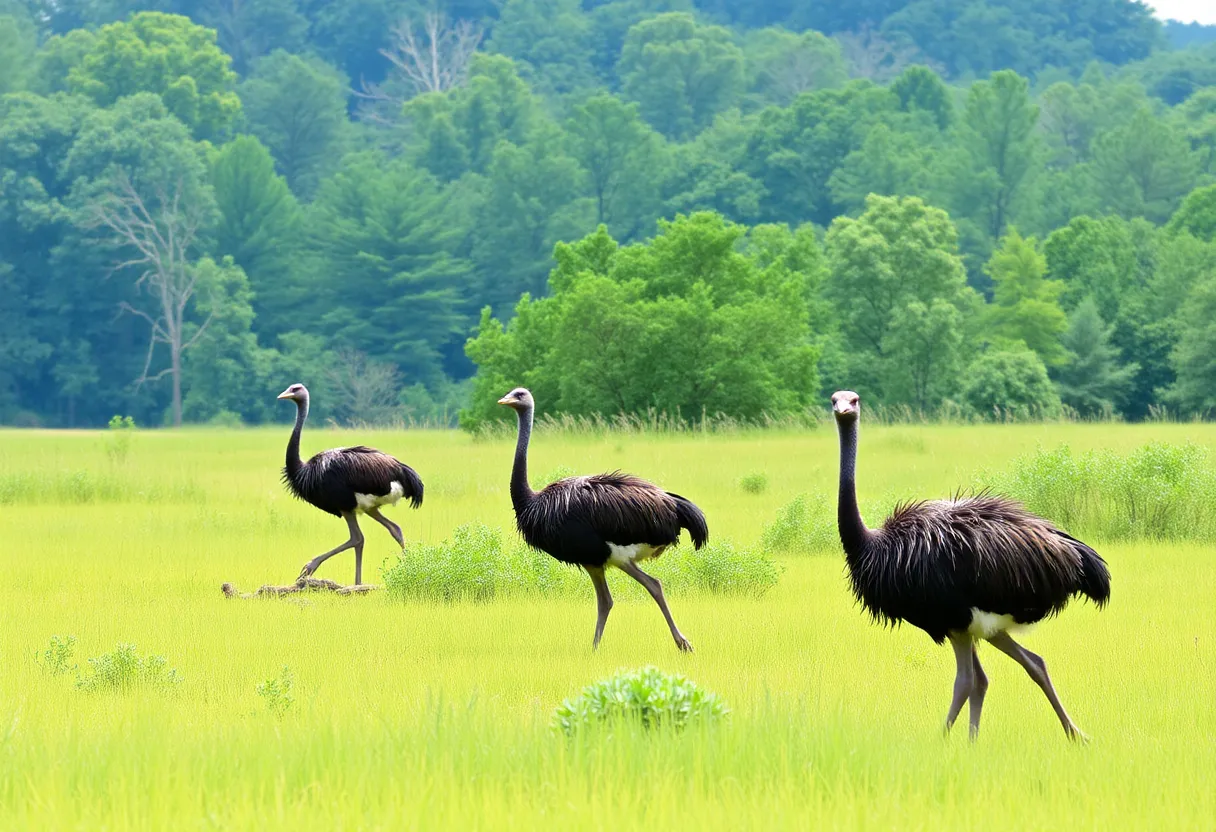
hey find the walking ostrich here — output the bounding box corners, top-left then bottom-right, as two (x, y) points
(498, 387), (708, 651)
(278, 383), (423, 585)
(831, 390), (1110, 740)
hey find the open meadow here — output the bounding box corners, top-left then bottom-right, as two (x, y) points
(1, 421), (1213, 829)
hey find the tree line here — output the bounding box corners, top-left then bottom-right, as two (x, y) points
(0, 1), (1214, 428)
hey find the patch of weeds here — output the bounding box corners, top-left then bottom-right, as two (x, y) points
(760, 494), (838, 554)
(984, 441), (1216, 540)
(256, 667), (295, 715)
(37, 635), (77, 676)
(75, 644), (181, 693)
(738, 472), (768, 494)
(653, 541), (782, 597)
(104, 415), (136, 463)
(553, 666), (729, 736)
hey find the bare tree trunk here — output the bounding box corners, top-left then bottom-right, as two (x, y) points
(82, 171), (213, 428)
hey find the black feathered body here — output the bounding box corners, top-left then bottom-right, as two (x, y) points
(845, 495), (1111, 644)
(515, 473), (709, 568)
(284, 445), (424, 517)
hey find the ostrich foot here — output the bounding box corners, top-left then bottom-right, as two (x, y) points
(673, 632), (694, 652)
(297, 559), (321, 582)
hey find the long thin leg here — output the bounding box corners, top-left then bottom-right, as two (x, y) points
(616, 560), (692, 652)
(586, 566), (613, 650)
(987, 631), (1086, 741)
(945, 632), (974, 735)
(298, 512), (364, 584)
(366, 507), (404, 548)
(969, 645), (988, 740)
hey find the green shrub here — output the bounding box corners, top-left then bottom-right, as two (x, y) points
(104, 415), (136, 463)
(760, 494), (838, 554)
(961, 347), (1062, 421)
(75, 644), (181, 693)
(738, 472), (768, 494)
(38, 635), (77, 676)
(552, 666), (729, 736)
(983, 441), (1216, 540)
(256, 667), (295, 715)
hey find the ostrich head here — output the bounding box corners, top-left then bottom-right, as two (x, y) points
(831, 390), (860, 422)
(497, 387), (534, 411)
(277, 383), (308, 403)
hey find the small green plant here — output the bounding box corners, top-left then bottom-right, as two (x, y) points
(760, 494), (838, 554)
(38, 635), (77, 676)
(75, 644), (181, 693)
(104, 415), (136, 463)
(738, 472), (768, 494)
(553, 666), (729, 736)
(256, 667), (295, 715)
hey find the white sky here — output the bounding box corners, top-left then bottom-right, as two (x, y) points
(1145, 0), (1216, 24)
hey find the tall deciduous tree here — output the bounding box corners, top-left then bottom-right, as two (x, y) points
(618, 12), (744, 140)
(1090, 109), (1200, 224)
(943, 70), (1039, 252)
(489, 0), (596, 96)
(825, 194), (976, 405)
(982, 228), (1067, 366)
(67, 12), (241, 141)
(193, 0), (309, 75)
(239, 50), (349, 199)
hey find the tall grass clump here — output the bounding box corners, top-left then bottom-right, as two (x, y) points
(738, 472), (768, 494)
(104, 415), (136, 462)
(984, 441), (1216, 540)
(760, 494), (838, 554)
(382, 524), (582, 602)
(650, 541), (782, 597)
(75, 644), (181, 693)
(552, 666), (729, 736)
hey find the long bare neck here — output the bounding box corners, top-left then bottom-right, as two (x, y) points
(510, 405), (536, 512)
(836, 417), (870, 556)
(286, 396), (308, 479)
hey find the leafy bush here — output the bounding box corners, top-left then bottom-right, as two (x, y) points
(738, 472), (768, 494)
(961, 347), (1062, 420)
(984, 441), (1216, 540)
(38, 635), (77, 676)
(760, 494), (838, 554)
(75, 644), (181, 693)
(256, 667), (295, 715)
(552, 666), (729, 736)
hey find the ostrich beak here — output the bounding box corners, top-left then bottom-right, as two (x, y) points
(497, 396), (513, 406)
(277, 389), (293, 400)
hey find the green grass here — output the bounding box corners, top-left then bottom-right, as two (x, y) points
(0, 422), (1213, 829)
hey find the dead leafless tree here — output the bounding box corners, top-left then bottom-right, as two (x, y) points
(83, 172), (214, 427)
(324, 348), (403, 426)
(355, 11), (483, 124)
(836, 26), (928, 84)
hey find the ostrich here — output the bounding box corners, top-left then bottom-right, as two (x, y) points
(278, 383), (423, 585)
(831, 390), (1110, 740)
(498, 387), (708, 651)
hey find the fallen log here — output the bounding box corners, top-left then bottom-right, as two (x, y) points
(221, 577), (380, 599)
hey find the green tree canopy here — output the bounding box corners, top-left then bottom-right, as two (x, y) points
(67, 12), (241, 141)
(1055, 297), (1137, 418)
(982, 227), (1067, 366)
(961, 345), (1061, 420)
(461, 213), (820, 428)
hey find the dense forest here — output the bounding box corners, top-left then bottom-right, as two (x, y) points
(1, 0), (1215, 428)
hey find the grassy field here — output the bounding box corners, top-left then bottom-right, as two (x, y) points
(1, 421), (1213, 829)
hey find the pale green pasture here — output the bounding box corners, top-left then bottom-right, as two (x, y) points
(0, 424), (1213, 829)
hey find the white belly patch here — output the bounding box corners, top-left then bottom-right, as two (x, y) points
(354, 481), (404, 513)
(967, 608), (1027, 639)
(606, 542), (661, 568)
